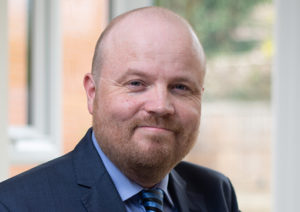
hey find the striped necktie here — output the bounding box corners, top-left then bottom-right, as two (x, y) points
(141, 188), (164, 212)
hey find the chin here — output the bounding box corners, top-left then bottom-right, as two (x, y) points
(134, 146), (175, 168)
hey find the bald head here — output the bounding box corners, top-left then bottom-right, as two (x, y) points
(91, 6), (206, 84)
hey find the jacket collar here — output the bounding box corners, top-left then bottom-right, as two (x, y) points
(72, 128), (126, 212)
(170, 167), (207, 212)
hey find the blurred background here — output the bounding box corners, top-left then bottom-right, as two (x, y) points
(1, 0), (299, 211)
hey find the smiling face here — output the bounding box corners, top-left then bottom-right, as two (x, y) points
(84, 8), (206, 187)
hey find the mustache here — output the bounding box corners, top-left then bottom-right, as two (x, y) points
(131, 116), (181, 133)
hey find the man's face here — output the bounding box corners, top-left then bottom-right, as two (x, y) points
(84, 17), (205, 185)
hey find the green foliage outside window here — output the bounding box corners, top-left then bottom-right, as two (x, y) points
(155, 0), (270, 57)
(155, 0), (272, 101)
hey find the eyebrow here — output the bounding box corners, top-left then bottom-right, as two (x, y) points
(115, 68), (155, 82)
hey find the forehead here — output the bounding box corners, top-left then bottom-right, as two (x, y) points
(99, 12), (205, 83)
(104, 12), (200, 54)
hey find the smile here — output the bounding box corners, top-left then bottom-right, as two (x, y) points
(137, 126), (174, 133)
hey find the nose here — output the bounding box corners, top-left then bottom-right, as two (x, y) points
(143, 86), (175, 117)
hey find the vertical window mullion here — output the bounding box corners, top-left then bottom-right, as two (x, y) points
(30, 0), (47, 134)
(46, 0), (62, 148)
(0, 0), (9, 181)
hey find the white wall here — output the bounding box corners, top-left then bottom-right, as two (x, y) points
(273, 0), (300, 211)
(0, 0), (9, 181)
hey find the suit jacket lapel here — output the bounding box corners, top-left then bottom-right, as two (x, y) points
(72, 129), (126, 212)
(169, 169), (190, 212)
(169, 168), (207, 212)
(80, 173), (126, 212)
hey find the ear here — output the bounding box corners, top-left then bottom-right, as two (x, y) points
(83, 73), (96, 114)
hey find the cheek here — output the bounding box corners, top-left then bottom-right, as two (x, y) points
(176, 103), (201, 128)
(109, 96), (143, 121)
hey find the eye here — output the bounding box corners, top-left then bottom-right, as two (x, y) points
(129, 80), (143, 87)
(174, 84), (189, 91)
(171, 83), (193, 95)
(125, 79), (147, 92)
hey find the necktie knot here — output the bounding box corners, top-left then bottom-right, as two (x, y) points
(141, 188), (164, 212)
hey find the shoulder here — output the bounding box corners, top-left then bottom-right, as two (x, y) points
(0, 128), (100, 211)
(0, 150), (90, 212)
(173, 161), (240, 211)
(174, 161), (234, 192)
(0, 128), (94, 195)
(0, 152), (73, 196)
(0, 151), (77, 211)
(174, 161), (229, 184)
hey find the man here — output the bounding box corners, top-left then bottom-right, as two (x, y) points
(0, 7), (239, 212)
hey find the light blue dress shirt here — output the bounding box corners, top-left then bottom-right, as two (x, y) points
(92, 132), (176, 212)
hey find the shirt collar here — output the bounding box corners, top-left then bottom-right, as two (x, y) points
(92, 131), (174, 206)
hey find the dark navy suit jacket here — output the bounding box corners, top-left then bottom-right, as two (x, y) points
(0, 129), (239, 212)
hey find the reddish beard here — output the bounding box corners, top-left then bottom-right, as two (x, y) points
(92, 103), (199, 187)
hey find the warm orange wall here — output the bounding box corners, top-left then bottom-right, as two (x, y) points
(8, 0), (27, 126)
(8, 0), (29, 177)
(62, 0), (108, 153)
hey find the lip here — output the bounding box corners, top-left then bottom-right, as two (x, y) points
(137, 126), (173, 133)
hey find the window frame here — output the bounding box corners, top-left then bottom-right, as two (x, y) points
(0, 0), (9, 180)
(9, 0), (62, 165)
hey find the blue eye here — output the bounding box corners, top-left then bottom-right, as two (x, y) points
(171, 83), (194, 95)
(174, 84), (188, 90)
(129, 81), (142, 86)
(126, 80), (147, 92)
